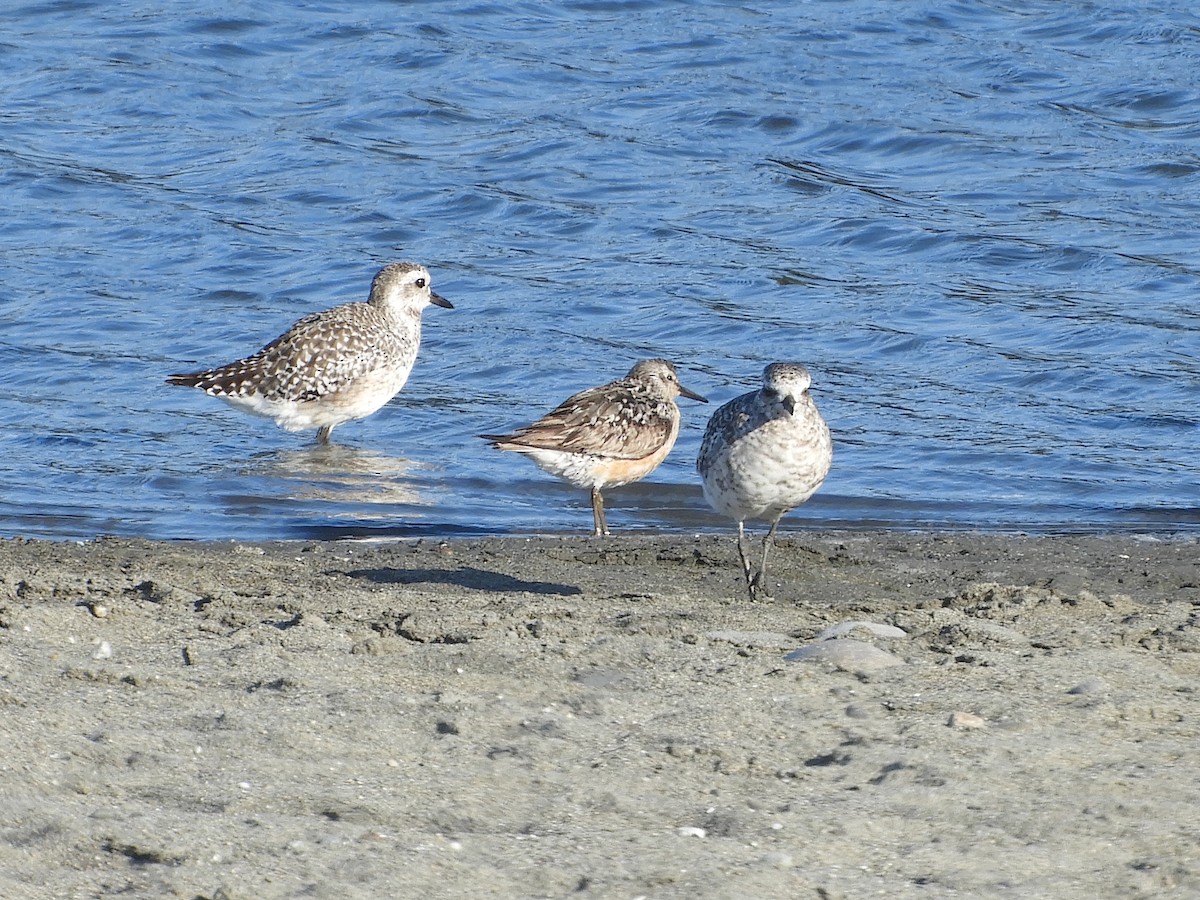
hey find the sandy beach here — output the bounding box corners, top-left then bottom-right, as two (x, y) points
(1, 531), (1198, 899)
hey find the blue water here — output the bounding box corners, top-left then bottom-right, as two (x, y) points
(3, 0), (1199, 540)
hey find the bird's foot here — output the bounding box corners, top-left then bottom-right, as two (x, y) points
(747, 571), (774, 601)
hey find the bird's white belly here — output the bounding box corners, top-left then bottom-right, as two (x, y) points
(519, 448), (606, 488)
(221, 365), (411, 432)
(702, 421), (832, 522)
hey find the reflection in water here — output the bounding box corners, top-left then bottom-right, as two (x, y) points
(247, 445), (436, 514)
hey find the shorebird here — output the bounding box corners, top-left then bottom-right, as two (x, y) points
(482, 359), (707, 535)
(167, 262), (452, 443)
(697, 362), (832, 600)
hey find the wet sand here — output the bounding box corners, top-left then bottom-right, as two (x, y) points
(1, 531), (1198, 899)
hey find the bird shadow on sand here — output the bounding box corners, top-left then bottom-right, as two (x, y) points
(347, 566), (583, 597)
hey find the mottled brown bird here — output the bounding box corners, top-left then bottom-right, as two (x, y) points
(167, 262), (452, 443)
(483, 359), (707, 535)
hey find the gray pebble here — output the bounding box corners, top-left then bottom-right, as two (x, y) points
(815, 620), (907, 641)
(784, 639), (904, 673)
(1067, 677), (1110, 695)
(844, 702), (875, 719)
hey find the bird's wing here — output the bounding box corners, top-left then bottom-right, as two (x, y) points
(495, 381), (675, 460)
(196, 304), (392, 401)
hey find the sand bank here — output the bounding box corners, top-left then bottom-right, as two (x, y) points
(1, 532), (1197, 898)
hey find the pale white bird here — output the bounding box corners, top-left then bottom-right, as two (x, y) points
(697, 362), (832, 599)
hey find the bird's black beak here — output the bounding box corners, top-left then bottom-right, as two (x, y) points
(680, 383), (708, 403)
(431, 291), (454, 309)
(764, 387), (795, 414)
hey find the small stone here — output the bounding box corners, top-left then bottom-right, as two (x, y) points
(844, 703), (874, 719)
(784, 639), (903, 674)
(90, 604), (109, 619)
(677, 826), (707, 838)
(815, 621), (907, 641)
(93, 641), (113, 660)
(1067, 677), (1109, 696)
(948, 711), (987, 729)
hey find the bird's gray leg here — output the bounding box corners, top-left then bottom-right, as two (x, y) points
(591, 486), (609, 536)
(736, 521), (756, 601)
(316, 425), (333, 445)
(751, 517), (782, 599)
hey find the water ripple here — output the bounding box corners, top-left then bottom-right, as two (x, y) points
(1, 0), (1199, 538)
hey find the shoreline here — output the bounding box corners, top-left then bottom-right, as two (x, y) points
(2, 531), (1198, 898)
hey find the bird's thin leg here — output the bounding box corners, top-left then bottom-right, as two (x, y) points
(316, 425), (333, 445)
(752, 517), (782, 600)
(591, 486), (609, 536)
(736, 521), (756, 601)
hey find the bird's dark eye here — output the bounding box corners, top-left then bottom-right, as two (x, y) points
(416, 278), (427, 288)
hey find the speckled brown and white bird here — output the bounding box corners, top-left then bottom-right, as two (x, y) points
(482, 359), (708, 535)
(697, 362), (832, 600)
(166, 262), (452, 443)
